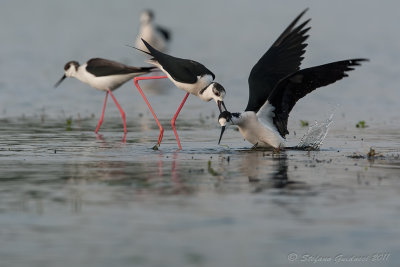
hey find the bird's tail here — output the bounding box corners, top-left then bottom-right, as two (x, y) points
(140, 38), (159, 56)
(126, 44), (153, 57)
(127, 42), (158, 63)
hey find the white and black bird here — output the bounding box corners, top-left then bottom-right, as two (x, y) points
(54, 58), (155, 135)
(134, 38), (226, 149)
(135, 9), (171, 53)
(217, 10), (368, 149)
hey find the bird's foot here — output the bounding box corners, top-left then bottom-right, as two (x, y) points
(251, 143), (259, 150)
(152, 144), (159, 150)
(273, 145), (283, 154)
(95, 133), (104, 141)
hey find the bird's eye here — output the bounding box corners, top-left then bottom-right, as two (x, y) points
(215, 92), (220, 97)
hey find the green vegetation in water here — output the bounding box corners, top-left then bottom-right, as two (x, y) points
(219, 144), (230, 148)
(348, 147), (382, 159)
(367, 147), (376, 158)
(300, 120), (309, 127)
(66, 118), (72, 131)
(207, 160), (220, 176)
(367, 147), (383, 159)
(356, 120), (368, 128)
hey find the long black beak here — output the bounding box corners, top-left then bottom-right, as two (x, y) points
(218, 126), (226, 145)
(217, 101), (227, 113)
(54, 74), (66, 88)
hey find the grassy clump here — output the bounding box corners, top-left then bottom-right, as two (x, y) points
(367, 147), (376, 158)
(356, 120), (368, 128)
(300, 120), (309, 127)
(66, 118), (72, 131)
(207, 160), (220, 176)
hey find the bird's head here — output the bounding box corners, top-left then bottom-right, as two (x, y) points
(218, 111), (242, 144)
(140, 10), (154, 24)
(218, 111), (233, 144)
(218, 111), (233, 127)
(54, 61), (79, 88)
(200, 82), (227, 112)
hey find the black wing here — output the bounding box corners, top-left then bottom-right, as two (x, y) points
(267, 58), (368, 137)
(86, 58), (154, 77)
(156, 25), (171, 41)
(141, 39), (215, 84)
(246, 8), (310, 112)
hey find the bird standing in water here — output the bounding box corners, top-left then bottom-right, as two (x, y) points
(217, 9), (368, 149)
(134, 39), (227, 149)
(55, 58), (155, 137)
(135, 9), (171, 53)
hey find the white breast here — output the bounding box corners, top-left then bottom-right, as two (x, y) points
(237, 112), (285, 148)
(136, 24), (167, 52)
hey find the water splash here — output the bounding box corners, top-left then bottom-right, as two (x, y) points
(296, 114), (334, 150)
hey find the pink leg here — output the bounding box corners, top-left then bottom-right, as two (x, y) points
(171, 93), (190, 150)
(95, 91), (109, 134)
(108, 90), (127, 134)
(134, 76), (167, 146)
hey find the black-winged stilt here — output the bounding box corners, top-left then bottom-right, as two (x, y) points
(55, 58), (155, 137)
(217, 10), (368, 148)
(133, 39), (226, 149)
(135, 10), (171, 53)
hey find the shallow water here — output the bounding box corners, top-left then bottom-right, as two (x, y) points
(1, 117), (399, 267)
(1, 1), (400, 267)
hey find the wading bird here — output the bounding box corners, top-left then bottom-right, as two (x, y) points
(217, 9), (367, 149)
(55, 58), (155, 136)
(135, 10), (171, 53)
(134, 39), (226, 149)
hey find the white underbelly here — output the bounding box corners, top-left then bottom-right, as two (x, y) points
(239, 122), (285, 148)
(85, 74), (137, 91)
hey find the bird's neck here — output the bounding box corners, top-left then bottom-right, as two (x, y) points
(141, 20), (153, 27)
(198, 85), (213, 101)
(231, 112), (248, 126)
(70, 66), (87, 83)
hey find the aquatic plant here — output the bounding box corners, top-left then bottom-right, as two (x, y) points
(66, 118), (72, 131)
(300, 120), (309, 127)
(356, 120), (368, 128)
(207, 160), (220, 176)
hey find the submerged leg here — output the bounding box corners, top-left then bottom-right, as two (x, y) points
(95, 91), (109, 134)
(108, 90), (127, 134)
(251, 142), (259, 150)
(171, 93), (190, 150)
(133, 76), (167, 146)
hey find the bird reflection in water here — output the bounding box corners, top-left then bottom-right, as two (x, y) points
(95, 132), (127, 143)
(240, 150), (306, 192)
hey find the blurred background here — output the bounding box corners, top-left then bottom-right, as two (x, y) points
(0, 0), (398, 124)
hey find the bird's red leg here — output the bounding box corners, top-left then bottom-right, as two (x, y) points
(171, 92), (190, 150)
(95, 91), (109, 134)
(133, 76), (167, 146)
(108, 90), (127, 134)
